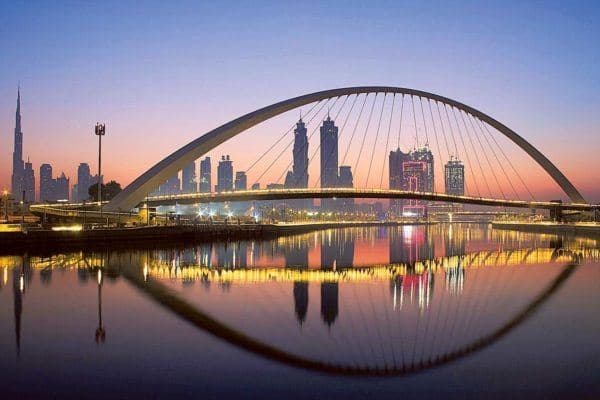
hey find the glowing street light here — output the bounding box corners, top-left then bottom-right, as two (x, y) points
(95, 123), (106, 221)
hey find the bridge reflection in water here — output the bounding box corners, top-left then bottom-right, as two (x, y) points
(1, 225), (598, 376)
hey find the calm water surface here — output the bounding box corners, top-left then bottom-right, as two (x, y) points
(0, 224), (598, 399)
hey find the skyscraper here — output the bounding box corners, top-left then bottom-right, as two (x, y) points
(411, 146), (434, 193)
(288, 118), (309, 188)
(23, 160), (35, 203)
(402, 161), (427, 216)
(55, 173), (70, 201)
(320, 116), (339, 210)
(159, 174), (181, 195)
(11, 88), (24, 201)
(320, 116), (339, 188)
(199, 157), (211, 193)
(77, 163), (92, 202)
(389, 146), (435, 216)
(234, 171), (247, 191)
(284, 118), (311, 209)
(389, 148), (411, 215)
(338, 165), (354, 212)
(445, 157), (465, 196)
(182, 162), (197, 193)
(216, 155), (233, 192)
(39, 164), (53, 202)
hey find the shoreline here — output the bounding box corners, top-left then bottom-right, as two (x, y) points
(491, 221), (600, 237)
(0, 220), (434, 255)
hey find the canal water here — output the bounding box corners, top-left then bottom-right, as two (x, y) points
(0, 224), (598, 399)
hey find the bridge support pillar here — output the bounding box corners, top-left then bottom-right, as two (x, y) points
(549, 200), (563, 222)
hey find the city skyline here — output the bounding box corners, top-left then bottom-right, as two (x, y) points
(1, 3), (598, 398)
(1, 2), (599, 201)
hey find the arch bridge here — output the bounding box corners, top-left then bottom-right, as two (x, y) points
(102, 86), (590, 214)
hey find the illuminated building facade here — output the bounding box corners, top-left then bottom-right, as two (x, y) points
(445, 157), (465, 196)
(216, 155), (233, 192)
(181, 162), (197, 193)
(199, 157), (211, 193)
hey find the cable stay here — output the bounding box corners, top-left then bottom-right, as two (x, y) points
(365, 93), (387, 188)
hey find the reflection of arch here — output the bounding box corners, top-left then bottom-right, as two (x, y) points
(106, 86), (586, 212)
(117, 257), (577, 377)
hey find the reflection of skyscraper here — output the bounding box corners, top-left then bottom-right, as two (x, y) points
(12, 256), (30, 355)
(233, 242), (247, 268)
(320, 116), (339, 211)
(389, 226), (434, 266)
(444, 224), (465, 257)
(199, 157), (212, 193)
(198, 243), (213, 267)
(321, 229), (355, 268)
(286, 238), (310, 325)
(293, 282), (309, 324)
(320, 282), (338, 327)
(216, 243), (234, 268)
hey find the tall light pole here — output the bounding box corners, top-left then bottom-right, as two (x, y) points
(95, 123), (106, 222)
(3, 190), (8, 222)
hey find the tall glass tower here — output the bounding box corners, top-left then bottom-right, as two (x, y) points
(445, 157), (465, 196)
(199, 157), (212, 193)
(320, 116), (339, 210)
(11, 88), (24, 200)
(291, 118), (309, 188)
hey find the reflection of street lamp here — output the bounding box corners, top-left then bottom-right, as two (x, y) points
(95, 123), (106, 221)
(95, 269), (106, 344)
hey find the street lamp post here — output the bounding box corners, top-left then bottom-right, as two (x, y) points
(3, 190), (8, 222)
(95, 123), (106, 222)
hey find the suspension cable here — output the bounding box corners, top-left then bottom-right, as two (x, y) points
(365, 93), (387, 187)
(380, 94), (396, 188)
(396, 94), (405, 150)
(245, 100), (322, 174)
(314, 94), (360, 187)
(480, 120), (536, 201)
(473, 117), (521, 200)
(418, 97), (430, 146)
(465, 111), (507, 199)
(429, 100), (450, 158)
(411, 95), (420, 148)
(421, 97), (442, 192)
(341, 94), (370, 166)
(444, 103), (481, 197)
(457, 107), (492, 196)
(253, 97), (335, 187)
(353, 94), (379, 186)
(273, 96), (346, 185)
(435, 100), (472, 195)
(437, 101), (459, 157)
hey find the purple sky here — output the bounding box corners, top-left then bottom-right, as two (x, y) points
(1, 1), (598, 201)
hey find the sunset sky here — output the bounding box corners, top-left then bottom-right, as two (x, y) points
(1, 1), (598, 201)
